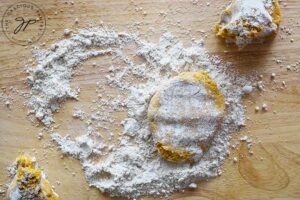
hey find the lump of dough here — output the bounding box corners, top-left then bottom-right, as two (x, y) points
(7, 155), (60, 200)
(215, 0), (281, 48)
(148, 71), (225, 163)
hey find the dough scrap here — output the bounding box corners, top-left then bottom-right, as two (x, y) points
(215, 0), (281, 48)
(7, 155), (60, 200)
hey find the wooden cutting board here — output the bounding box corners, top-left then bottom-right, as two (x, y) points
(0, 0), (299, 199)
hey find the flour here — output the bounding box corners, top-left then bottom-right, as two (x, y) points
(72, 109), (85, 120)
(26, 27), (251, 199)
(0, 89), (14, 108)
(26, 28), (135, 126)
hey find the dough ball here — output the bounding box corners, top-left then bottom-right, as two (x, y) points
(148, 71), (225, 163)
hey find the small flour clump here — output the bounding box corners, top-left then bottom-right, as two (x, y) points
(0, 89), (14, 108)
(72, 108), (85, 120)
(27, 27), (251, 198)
(215, 0), (281, 48)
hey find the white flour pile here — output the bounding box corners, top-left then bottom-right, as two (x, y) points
(26, 27), (251, 198)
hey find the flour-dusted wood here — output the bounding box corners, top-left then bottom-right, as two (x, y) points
(0, 0), (299, 199)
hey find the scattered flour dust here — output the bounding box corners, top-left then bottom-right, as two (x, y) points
(26, 27), (251, 199)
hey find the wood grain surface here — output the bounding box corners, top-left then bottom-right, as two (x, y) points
(0, 0), (300, 199)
